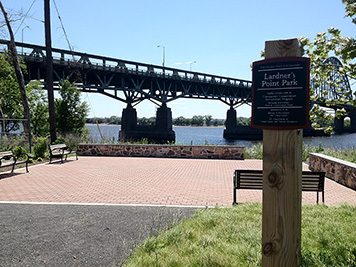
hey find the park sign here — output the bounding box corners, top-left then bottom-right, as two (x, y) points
(251, 57), (310, 130)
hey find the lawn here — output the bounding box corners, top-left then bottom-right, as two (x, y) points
(123, 203), (356, 266)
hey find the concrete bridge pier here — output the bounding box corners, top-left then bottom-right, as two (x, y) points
(223, 107), (237, 139)
(349, 110), (356, 133)
(225, 106), (238, 130)
(223, 106), (262, 140)
(119, 104), (137, 141)
(154, 103), (175, 143)
(119, 103), (175, 143)
(120, 104), (137, 132)
(334, 115), (344, 134)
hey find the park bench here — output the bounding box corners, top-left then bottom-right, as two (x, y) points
(48, 144), (78, 164)
(233, 169), (325, 205)
(0, 150), (30, 173)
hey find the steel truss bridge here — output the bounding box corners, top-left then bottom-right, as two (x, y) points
(311, 56), (356, 133)
(0, 39), (252, 109)
(1, 40), (355, 140)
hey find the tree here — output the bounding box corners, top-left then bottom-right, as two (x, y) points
(0, 52), (25, 133)
(204, 115), (212, 126)
(27, 81), (50, 137)
(173, 116), (189, 126)
(236, 117), (251, 126)
(55, 80), (89, 136)
(108, 115), (121, 125)
(191, 115), (204, 126)
(299, 0), (356, 132)
(0, 1), (31, 134)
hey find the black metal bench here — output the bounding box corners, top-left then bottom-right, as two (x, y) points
(233, 169), (325, 205)
(48, 144), (78, 164)
(0, 150), (30, 173)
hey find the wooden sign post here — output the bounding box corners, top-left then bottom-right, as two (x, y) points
(251, 39), (310, 266)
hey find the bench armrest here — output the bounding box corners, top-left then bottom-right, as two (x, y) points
(0, 154), (16, 167)
(67, 146), (77, 153)
(16, 152), (31, 161)
(0, 154), (15, 162)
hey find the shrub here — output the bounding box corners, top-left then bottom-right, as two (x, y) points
(245, 142), (263, 159)
(33, 137), (48, 159)
(13, 145), (27, 159)
(53, 137), (66, 145)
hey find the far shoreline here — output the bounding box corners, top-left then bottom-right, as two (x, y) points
(86, 124), (226, 128)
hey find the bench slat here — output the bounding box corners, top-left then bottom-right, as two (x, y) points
(233, 169), (325, 204)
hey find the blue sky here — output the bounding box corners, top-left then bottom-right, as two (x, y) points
(2, 0), (355, 119)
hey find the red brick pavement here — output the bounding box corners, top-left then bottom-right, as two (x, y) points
(0, 156), (355, 207)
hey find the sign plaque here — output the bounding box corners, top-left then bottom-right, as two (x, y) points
(251, 57), (310, 129)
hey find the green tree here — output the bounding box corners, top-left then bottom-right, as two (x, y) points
(27, 81), (50, 137)
(204, 115), (212, 126)
(173, 116), (193, 126)
(191, 115), (204, 126)
(108, 115), (121, 125)
(1, 2), (31, 134)
(300, 0), (356, 132)
(0, 52), (26, 133)
(55, 80), (89, 136)
(236, 117), (251, 126)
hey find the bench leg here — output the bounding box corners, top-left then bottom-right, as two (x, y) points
(26, 161), (29, 173)
(233, 188), (238, 205)
(11, 164), (15, 173)
(317, 192), (319, 204)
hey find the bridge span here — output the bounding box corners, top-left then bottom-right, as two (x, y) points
(1, 40), (355, 142)
(0, 39), (252, 142)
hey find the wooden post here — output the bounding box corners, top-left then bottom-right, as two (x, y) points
(262, 39), (302, 266)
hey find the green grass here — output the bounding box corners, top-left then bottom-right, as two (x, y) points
(123, 203), (356, 266)
(245, 142), (356, 163)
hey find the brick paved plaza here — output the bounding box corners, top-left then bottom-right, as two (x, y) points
(1, 156), (355, 207)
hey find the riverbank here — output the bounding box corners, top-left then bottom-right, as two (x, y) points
(86, 124), (356, 149)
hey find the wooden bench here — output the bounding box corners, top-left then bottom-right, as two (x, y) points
(48, 144), (78, 164)
(0, 150), (30, 173)
(233, 169), (325, 205)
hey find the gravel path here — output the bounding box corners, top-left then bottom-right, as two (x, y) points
(0, 203), (196, 266)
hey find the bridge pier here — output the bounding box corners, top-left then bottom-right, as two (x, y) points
(119, 103), (175, 143)
(350, 110), (356, 133)
(333, 109), (356, 134)
(120, 104), (137, 132)
(225, 106), (237, 130)
(334, 115), (344, 134)
(223, 106), (262, 140)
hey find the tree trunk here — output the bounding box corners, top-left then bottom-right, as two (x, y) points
(0, 1), (31, 134)
(0, 105), (4, 134)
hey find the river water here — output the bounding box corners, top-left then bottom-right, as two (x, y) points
(86, 124), (356, 149)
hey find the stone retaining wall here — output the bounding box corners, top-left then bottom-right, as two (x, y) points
(78, 144), (244, 160)
(309, 153), (356, 190)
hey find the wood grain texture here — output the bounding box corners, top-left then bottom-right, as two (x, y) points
(262, 38), (302, 267)
(265, 38), (301, 58)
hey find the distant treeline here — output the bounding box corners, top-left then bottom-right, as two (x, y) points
(86, 115), (251, 127)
